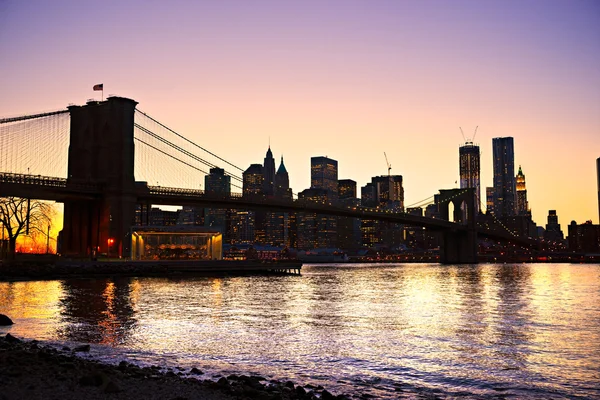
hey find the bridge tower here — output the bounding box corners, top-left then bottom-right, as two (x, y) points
(437, 188), (478, 264)
(61, 97), (138, 258)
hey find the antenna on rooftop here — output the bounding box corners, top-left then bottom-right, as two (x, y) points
(460, 126), (479, 144)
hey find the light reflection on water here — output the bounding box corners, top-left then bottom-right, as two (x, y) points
(1, 263), (599, 398)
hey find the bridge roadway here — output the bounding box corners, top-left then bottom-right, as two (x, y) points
(0, 172), (536, 247)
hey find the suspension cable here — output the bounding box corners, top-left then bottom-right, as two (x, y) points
(134, 123), (243, 182)
(135, 109), (245, 172)
(0, 109), (69, 124)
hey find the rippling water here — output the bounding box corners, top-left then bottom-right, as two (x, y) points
(1, 263), (599, 398)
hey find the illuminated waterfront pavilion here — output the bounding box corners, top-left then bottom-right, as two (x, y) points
(130, 226), (222, 261)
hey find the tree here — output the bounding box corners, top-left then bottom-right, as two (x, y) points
(0, 197), (56, 259)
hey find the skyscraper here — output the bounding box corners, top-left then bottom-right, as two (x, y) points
(515, 165), (530, 216)
(338, 179), (357, 200)
(370, 175), (404, 211)
(263, 147), (276, 196)
(311, 156), (338, 196)
(267, 156), (292, 246)
(544, 210), (564, 242)
(337, 179), (361, 250)
(243, 164), (264, 195)
(274, 156), (292, 200)
(459, 142), (480, 213)
(204, 168), (231, 235)
(492, 137), (516, 217)
(204, 167), (231, 194)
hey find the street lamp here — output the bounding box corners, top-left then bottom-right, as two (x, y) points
(107, 238), (115, 258)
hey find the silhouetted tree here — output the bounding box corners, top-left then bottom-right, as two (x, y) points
(0, 197), (56, 259)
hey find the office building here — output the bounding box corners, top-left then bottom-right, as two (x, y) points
(370, 175), (404, 211)
(337, 179), (361, 250)
(311, 156), (338, 196)
(492, 137), (516, 217)
(544, 210), (564, 242)
(459, 141), (481, 213)
(296, 188), (337, 249)
(204, 168), (231, 235)
(568, 220), (600, 253)
(338, 179), (357, 200)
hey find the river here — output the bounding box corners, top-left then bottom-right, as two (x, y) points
(1, 263), (599, 399)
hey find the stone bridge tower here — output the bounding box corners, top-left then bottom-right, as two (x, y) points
(61, 97), (138, 258)
(437, 188), (478, 264)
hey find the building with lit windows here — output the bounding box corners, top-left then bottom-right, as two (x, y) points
(311, 156), (338, 197)
(243, 164), (264, 194)
(296, 188), (337, 249)
(486, 187), (494, 214)
(544, 210), (564, 242)
(337, 179), (361, 250)
(515, 165), (530, 216)
(370, 175), (404, 211)
(266, 156), (293, 246)
(568, 220), (600, 253)
(459, 142), (480, 213)
(204, 167), (231, 235)
(492, 137), (516, 217)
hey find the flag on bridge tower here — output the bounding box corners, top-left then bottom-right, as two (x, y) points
(93, 83), (104, 100)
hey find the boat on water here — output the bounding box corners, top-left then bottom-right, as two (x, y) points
(297, 248), (348, 263)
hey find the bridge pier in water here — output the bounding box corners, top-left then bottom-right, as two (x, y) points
(61, 97), (138, 258)
(437, 188), (478, 264)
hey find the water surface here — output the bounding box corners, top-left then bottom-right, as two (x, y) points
(1, 263), (599, 398)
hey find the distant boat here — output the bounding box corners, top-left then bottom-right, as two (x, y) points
(297, 248), (348, 263)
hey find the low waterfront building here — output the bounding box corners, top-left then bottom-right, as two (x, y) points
(130, 226), (222, 260)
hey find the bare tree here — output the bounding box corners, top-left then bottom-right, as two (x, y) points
(0, 197), (56, 259)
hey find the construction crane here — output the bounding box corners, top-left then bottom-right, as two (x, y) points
(384, 152), (391, 176)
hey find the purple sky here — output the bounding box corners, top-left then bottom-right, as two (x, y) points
(1, 0), (599, 225)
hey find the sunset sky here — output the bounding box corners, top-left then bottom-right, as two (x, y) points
(1, 0), (599, 226)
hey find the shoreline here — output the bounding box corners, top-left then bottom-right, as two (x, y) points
(0, 333), (346, 400)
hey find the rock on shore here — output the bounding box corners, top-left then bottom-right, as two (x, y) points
(0, 334), (348, 400)
(0, 314), (13, 326)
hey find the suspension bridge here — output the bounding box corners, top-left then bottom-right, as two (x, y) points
(0, 96), (537, 263)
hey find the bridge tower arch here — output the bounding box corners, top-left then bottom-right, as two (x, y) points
(437, 188), (478, 264)
(61, 97), (138, 258)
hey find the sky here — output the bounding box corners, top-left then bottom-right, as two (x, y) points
(1, 0), (599, 226)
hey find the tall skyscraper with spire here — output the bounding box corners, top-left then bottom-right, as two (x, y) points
(515, 165), (530, 216)
(263, 147), (276, 196)
(492, 137), (516, 217)
(267, 156), (293, 246)
(459, 141), (480, 214)
(275, 156), (292, 199)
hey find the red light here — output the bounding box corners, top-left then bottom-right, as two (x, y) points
(107, 238), (115, 246)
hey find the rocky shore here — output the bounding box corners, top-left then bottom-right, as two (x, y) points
(0, 334), (347, 400)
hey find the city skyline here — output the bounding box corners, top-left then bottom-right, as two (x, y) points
(1, 0), (599, 226)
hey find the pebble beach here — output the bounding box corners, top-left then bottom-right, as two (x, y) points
(0, 334), (346, 400)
